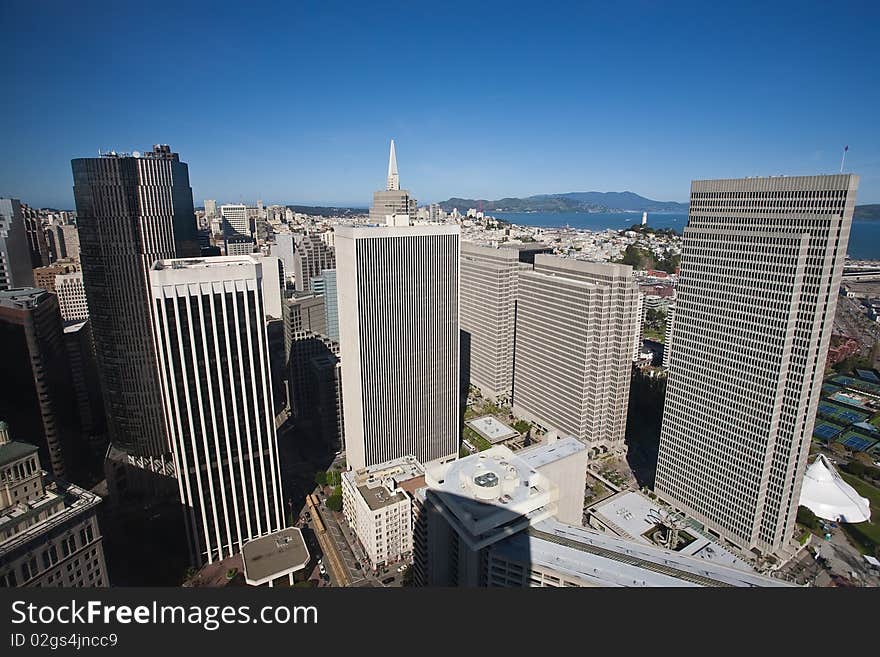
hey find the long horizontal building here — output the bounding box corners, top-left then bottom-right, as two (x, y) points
(416, 443), (788, 587)
(488, 519), (790, 587)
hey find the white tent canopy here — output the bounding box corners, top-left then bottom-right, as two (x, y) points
(799, 454), (871, 524)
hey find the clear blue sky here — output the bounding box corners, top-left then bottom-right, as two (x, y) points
(2, 0), (879, 209)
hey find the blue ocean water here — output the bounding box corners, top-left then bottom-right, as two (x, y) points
(493, 212), (880, 260)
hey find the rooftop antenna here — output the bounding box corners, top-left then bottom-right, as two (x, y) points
(840, 145), (849, 173)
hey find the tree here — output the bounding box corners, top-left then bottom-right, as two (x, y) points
(326, 493), (343, 512)
(314, 471), (328, 486)
(796, 506), (820, 531)
(828, 442), (849, 456)
(845, 460), (866, 477)
(326, 484), (343, 512)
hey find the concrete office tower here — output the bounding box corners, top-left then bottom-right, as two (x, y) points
(662, 300), (675, 369)
(220, 204), (249, 237)
(150, 256), (285, 566)
(459, 242), (549, 402)
(337, 222), (460, 469)
(63, 320), (107, 459)
(292, 232), (335, 292)
(632, 291), (645, 361)
(221, 204), (253, 256)
(21, 203), (51, 267)
(58, 224), (81, 262)
(0, 289), (79, 479)
(204, 199), (217, 218)
(72, 145), (199, 468)
(512, 257), (639, 457)
(55, 271), (89, 321)
(270, 232), (296, 285)
(369, 141), (417, 224)
(0, 422), (109, 588)
(321, 269), (339, 340)
(655, 174), (859, 556)
(283, 291), (341, 439)
(0, 199), (35, 291)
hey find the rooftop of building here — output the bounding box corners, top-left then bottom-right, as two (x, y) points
(588, 490), (752, 571)
(0, 287), (50, 308)
(241, 528), (310, 585)
(335, 223), (459, 240)
(91, 144), (179, 161)
(466, 416), (519, 444)
(62, 319), (89, 334)
(517, 436), (587, 469)
(425, 446), (557, 541)
(0, 440), (39, 469)
(492, 518), (790, 587)
(151, 255), (259, 272)
(344, 455), (425, 511)
(533, 253), (633, 280)
(1, 480), (102, 556)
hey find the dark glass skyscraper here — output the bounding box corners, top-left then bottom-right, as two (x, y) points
(71, 145), (199, 467)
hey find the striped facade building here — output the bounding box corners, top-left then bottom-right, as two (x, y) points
(150, 256), (284, 565)
(655, 174), (859, 555)
(336, 223), (460, 469)
(512, 256), (639, 457)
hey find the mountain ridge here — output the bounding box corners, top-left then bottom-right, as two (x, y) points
(438, 191), (688, 213)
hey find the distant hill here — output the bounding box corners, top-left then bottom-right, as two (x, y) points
(855, 204), (880, 220)
(438, 191), (688, 213)
(284, 204), (367, 217)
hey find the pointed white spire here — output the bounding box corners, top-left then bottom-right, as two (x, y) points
(386, 139), (400, 191)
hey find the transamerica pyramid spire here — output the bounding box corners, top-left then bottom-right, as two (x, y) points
(386, 139), (399, 191)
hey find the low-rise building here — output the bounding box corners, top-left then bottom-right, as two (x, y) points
(0, 421), (108, 587)
(415, 445), (787, 588)
(342, 455), (425, 570)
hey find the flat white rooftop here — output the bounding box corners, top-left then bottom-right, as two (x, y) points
(589, 490), (752, 571)
(241, 528), (310, 586)
(493, 519), (789, 587)
(518, 436), (586, 469)
(467, 416), (519, 444)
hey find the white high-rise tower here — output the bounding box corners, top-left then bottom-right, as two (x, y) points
(336, 223), (460, 469)
(655, 174), (859, 555)
(150, 255), (285, 566)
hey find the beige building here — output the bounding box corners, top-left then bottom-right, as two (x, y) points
(336, 221), (460, 469)
(512, 256), (639, 457)
(459, 242), (548, 402)
(655, 174), (859, 555)
(55, 270), (89, 321)
(0, 421), (108, 587)
(341, 455), (425, 570)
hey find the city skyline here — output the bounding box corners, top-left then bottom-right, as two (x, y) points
(3, 2), (880, 208)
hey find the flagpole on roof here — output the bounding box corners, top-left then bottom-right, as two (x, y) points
(840, 145), (849, 173)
